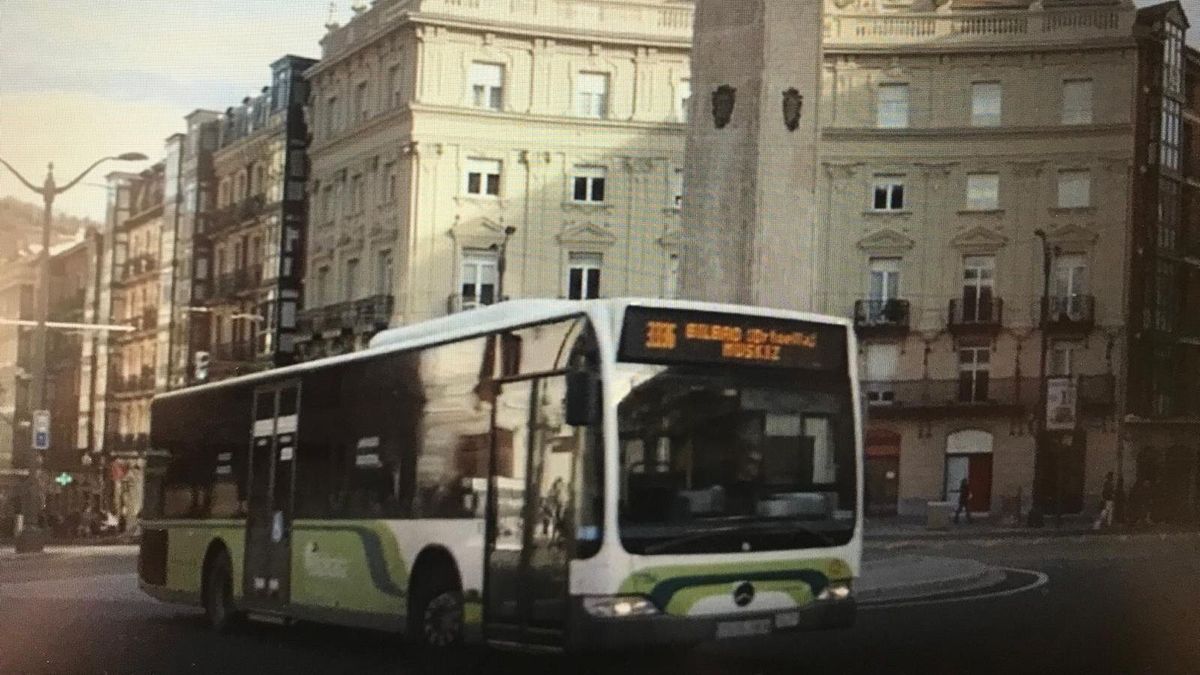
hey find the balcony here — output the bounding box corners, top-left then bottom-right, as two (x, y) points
(866, 374), (1116, 418)
(212, 341), (253, 362)
(854, 299), (911, 338)
(1041, 295), (1095, 334)
(298, 294), (394, 337)
(115, 255), (157, 284)
(948, 297), (1004, 336)
(212, 265), (264, 300)
(447, 293), (495, 314)
(823, 5), (1133, 51)
(206, 194), (269, 236)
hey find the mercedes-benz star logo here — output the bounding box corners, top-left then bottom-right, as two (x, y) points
(733, 582), (755, 607)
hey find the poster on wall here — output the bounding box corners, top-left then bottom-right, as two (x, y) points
(1046, 377), (1078, 431)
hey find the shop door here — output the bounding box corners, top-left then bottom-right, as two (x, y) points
(945, 455), (993, 513)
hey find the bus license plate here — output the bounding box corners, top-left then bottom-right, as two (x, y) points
(716, 618), (772, 639)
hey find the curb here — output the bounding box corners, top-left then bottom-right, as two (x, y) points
(857, 566), (1006, 605)
(865, 527), (1200, 546)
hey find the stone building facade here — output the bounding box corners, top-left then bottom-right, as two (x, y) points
(300, 0), (693, 357)
(681, 0), (1200, 520)
(196, 56), (316, 381)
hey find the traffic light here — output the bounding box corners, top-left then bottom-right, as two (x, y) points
(54, 472), (73, 487)
(194, 351), (211, 382)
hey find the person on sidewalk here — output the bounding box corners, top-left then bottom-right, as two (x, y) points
(954, 478), (973, 524)
(1094, 472), (1116, 530)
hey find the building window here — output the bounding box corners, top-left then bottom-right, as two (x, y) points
(864, 343), (899, 404)
(465, 159), (501, 196)
(1159, 177), (1180, 251)
(316, 265), (330, 307)
(350, 174), (364, 213)
(383, 162), (397, 203)
(461, 252), (498, 308)
(1052, 254), (1090, 319)
(321, 185), (333, 221)
(876, 83), (909, 129)
(665, 253), (680, 299)
(376, 249), (393, 296)
(326, 96), (339, 137)
(966, 173), (1000, 211)
(677, 78), (692, 122)
(387, 64), (402, 108)
(354, 81), (369, 122)
(1160, 99), (1182, 171)
(575, 72), (610, 118)
(670, 168), (684, 209)
(1049, 342), (1076, 377)
(971, 82), (1002, 127)
(868, 257), (901, 302)
(1057, 171), (1091, 209)
(572, 166), (607, 203)
(469, 62), (504, 111)
(1164, 21), (1184, 96)
(872, 177), (905, 211)
(958, 344), (991, 403)
(961, 255), (996, 323)
(567, 252), (602, 300)
(344, 258), (359, 301)
(1062, 79), (1093, 125)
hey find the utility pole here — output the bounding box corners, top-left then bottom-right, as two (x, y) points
(0, 152), (146, 553)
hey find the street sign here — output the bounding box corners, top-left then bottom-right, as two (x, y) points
(1046, 377), (1078, 431)
(32, 410), (50, 451)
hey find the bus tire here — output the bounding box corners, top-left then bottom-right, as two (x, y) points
(408, 563), (465, 650)
(202, 547), (241, 633)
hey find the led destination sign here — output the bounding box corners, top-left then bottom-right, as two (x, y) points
(620, 307), (847, 371)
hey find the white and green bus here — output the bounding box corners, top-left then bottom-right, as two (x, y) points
(139, 298), (862, 652)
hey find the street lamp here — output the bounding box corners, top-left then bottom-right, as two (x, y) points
(493, 226), (518, 303)
(0, 151), (147, 552)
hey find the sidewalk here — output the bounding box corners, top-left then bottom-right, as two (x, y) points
(864, 515), (1197, 542)
(0, 543), (139, 562)
(857, 554), (1005, 604)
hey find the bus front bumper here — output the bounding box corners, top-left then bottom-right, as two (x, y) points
(568, 595), (856, 651)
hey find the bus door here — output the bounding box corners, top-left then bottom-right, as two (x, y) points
(243, 382), (300, 608)
(484, 376), (574, 648)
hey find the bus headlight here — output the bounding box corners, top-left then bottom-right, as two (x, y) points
(818, 583), (852, 602)
(583, 595), (660, 618)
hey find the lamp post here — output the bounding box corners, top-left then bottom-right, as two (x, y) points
(494, 226), (518, 303)
(0, 152), (147, 552)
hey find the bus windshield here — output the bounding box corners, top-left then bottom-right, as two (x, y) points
(615, 362), (857, 554)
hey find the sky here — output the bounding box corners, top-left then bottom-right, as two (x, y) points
(1, 0), (1197, 223)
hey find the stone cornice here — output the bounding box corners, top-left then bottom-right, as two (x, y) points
(823, 122), (1132, 141)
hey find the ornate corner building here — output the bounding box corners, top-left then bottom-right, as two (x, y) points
(298, 0), (693, 359)
(684, 0), (1199, 522)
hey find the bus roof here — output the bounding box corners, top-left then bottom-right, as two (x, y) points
(155, 298), (851, 402)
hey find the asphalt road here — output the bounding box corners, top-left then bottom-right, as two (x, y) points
(1, 535), (1197, 675)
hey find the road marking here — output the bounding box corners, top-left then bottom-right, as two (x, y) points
(859, 567), (1049, 611)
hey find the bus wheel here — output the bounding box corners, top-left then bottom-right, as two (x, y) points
(203, 548), (241, 633)
(410, 569), (465, 649)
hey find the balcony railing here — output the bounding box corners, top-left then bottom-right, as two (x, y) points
(1041, 295), (1095, 333)
(212, 341), (253, 362)
(866, 374), (1116, 416)
(948, 297), (1004, 334)
(212, 265), (264, 299)
(854, 299), (911, 336)
(299, 294), (394, 336)
(116, 255), (157, 283)
(823, 6), (1133, 50)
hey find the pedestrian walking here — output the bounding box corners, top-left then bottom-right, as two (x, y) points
(954, 478), (973, 524)
(1093, 472), (1115, 530)
(1114, 475), (1126, 525)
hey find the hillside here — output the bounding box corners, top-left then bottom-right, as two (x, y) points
(0, 197), (99, 260)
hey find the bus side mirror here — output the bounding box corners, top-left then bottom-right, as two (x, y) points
(566, 370), (600, 427)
